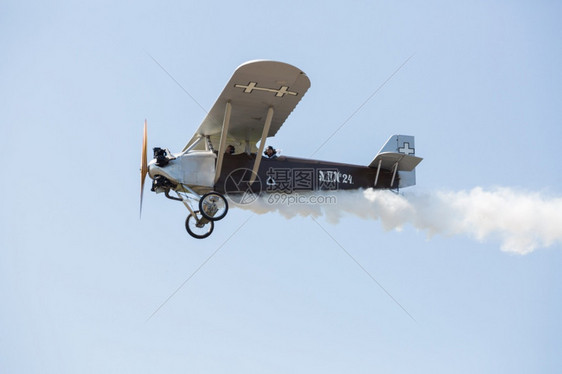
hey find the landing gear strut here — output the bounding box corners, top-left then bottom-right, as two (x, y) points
(156, 176), (229, 239)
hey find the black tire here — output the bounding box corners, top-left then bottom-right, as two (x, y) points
(199, 192), (229, 221)
(185, 212), (214, 239)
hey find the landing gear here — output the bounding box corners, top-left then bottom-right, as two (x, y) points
(185, 211), (214, 239)
(199, 192), (229, 221)
(159, 183), (228, 239)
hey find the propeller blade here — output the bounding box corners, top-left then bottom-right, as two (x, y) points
(140, 119), (148, 218)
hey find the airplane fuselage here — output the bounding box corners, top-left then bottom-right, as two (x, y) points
(216, 153), (397, 195)
(148, 150), (400, 197)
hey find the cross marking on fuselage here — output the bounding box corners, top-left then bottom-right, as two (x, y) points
(399, 142), (414, 155)
(235, 82), (298, 97)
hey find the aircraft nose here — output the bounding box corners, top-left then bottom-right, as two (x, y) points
(147, 160), (157, 178)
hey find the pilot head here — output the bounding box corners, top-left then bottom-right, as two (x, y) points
(265, 146), (276, 157)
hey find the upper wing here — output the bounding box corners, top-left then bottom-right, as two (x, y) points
(183, 60), (311, 153)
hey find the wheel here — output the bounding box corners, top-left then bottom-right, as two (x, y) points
(199, 192), (229, 221)
(185, 211), (214, 239)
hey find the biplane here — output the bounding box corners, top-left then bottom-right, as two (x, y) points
(140, 60), (422, 238)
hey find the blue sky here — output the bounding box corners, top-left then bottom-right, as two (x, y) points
(1, 1), (561, 373)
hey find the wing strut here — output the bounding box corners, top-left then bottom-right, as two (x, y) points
(390, 161), (399, 187)
(214, 101), (232, 184)
(182, 135), (203, 154)
(374, 159), (382, 187)
(249, 106), (274, 184)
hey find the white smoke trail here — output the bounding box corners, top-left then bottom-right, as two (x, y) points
(235, 187), (562, 254)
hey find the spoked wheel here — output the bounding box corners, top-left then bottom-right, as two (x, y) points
(199, 192), (229, 221)
(185, 211), (214, 239)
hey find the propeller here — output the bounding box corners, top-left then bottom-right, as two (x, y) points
(140, 119), (148, 218)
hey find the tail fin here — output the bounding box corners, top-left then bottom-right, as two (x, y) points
(369, 135), (422, 188)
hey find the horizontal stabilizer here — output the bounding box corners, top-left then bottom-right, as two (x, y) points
(369, 152), (422, 171)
